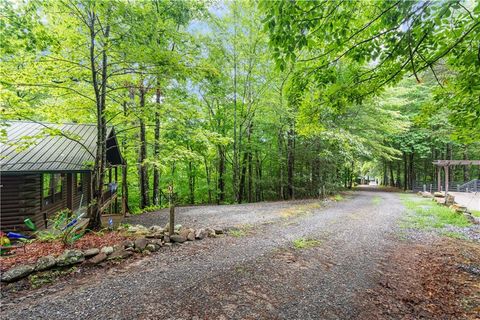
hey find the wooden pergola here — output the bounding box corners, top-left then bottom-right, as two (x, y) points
(433, 160), (480, 194)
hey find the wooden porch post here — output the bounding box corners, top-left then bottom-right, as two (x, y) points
(115, 166), (118, 214)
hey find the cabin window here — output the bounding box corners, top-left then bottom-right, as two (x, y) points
(76, 173), (83, 193)
(42, 173), (63, 206)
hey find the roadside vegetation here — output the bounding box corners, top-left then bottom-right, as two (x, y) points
(399, 195), (472, 239)
(292, 238), (321, 250)
(228, 224), (253, 238)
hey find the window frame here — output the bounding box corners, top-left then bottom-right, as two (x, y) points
(42, 173), (64, 207)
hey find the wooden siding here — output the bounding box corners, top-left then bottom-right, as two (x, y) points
(0, 172), (91, 232)
(1, 174), (41, 232)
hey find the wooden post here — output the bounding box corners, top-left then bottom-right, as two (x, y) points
(444, 166), (449, 195)
(168, 185), (175, 236)
(114, 166), (118, 214)
(437, 168), (441, 193)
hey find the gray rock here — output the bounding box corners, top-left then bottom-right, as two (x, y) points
(100, 246), (114, 255)
(127, 224), (149, 235)
(107, 249), (133, 260)
(146, 243), (159, 252)
(2, 264), (35, 282)
(35, 255), (57, 271)
(149, 225), (164, 233)
(149, 239), (163, 246)
(178, 228), (188, 238)
(153, 232), (163, 239)
(170, 235), (187, 243)
(195, 228), (208, 240)
(84, 248), (100, 258)
(56, 249), (85, 267)
(205, 227), (216, 237)
(163, 235), (170, 243)
(187, 231), (195, 241)
(134, 237), (148, 251)
(420, 191), (433, 198)
(214, 227), (224, 235)
(122, 240), (135, 249)
(87, 252), (107, 265)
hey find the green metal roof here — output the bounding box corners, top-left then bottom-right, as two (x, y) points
(1, 121), (123, 173)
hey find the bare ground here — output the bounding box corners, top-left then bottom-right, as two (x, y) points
(1, 189), (479, 319)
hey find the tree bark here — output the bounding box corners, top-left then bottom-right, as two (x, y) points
(188, 160), (195, 204)
(138, 87), (150, 209)
(152, 88), (161, 206)
(287, 124), (295, 199)
(217, 146), (225, 204)
(86, 8), (110, 230)
(389, 162), (395, 187)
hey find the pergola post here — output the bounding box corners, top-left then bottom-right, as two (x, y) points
(444, 165), (449, 195)
(437, 168), (441, 193)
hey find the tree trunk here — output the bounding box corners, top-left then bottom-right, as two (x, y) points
(389, 162), (395, 187)
(138, 87), (150, 209)
(152, 89), (161, 206)
(217, 146), (225, 204)
(232, 8), (239, 203)
(121, 101), (129, 214)
(188, 161), (195, 204)
(463, 146), (469, 182)
(396, 162), (401, 188)
(446, 143), (453, 183)
(278, 130), (284, 199)
(87, 10), (110, 230)
(409, 152), (414, 190)
(238, 152), (247, 203)
(204, 157), (212, 203)
(255, 150), (262, 201)
(287, 125), (295, 199)
(403, 152), (408, 191)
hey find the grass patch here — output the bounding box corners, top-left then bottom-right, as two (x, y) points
(440, 231), (468, 240)
(29, 267), (77, 289)
(372, 196), (382, 205)
(471, 210), (480, 218)
(229, 229), (247, 237)
(280, 202), (321, 219)
(292, 238), (321, 249)
(332, 194), (344, 201)
(400, 194), (471, 230)
(228, 224), (253, 237)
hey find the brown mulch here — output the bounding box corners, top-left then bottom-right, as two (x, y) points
(357, 238), (480, 320)
(0, 231), (129, 272)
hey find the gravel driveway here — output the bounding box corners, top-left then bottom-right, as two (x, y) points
(125, 198), (322, 228)
(1, 189), (405, 319)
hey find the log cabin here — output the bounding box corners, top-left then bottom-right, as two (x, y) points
(0, 121), (125, 232)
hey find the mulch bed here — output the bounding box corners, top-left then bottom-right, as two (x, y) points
(0, 231), (129, 272)
(357, 238), (480, 319)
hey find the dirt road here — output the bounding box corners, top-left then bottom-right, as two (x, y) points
(1, 189), (478, 319)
